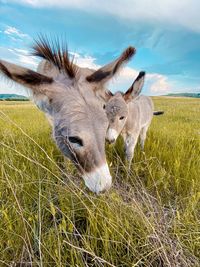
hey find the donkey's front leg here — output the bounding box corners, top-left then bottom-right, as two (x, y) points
(124, 133), (139, 168)
(139, 125), (147, 150)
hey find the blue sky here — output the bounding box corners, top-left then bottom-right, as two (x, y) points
(0, 0), (200, 96)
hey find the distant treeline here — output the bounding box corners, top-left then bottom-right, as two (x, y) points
(0, 94), (29, 101)
(0, 98), (29, 101)
(166, 93), (200, 98)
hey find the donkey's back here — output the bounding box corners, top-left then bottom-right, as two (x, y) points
(126, 95), (153, 133)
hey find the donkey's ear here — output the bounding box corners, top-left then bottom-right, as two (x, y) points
(105, 90), (114, 101)
(86, 47), (136, 84)
(0, 60), (54, 95)
(101, 90), (114, 102)
(123, 71), (145, 102)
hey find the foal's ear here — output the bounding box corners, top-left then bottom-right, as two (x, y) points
(123, 71), (145, 102)
(86, 47), (136, 84)
(103, 90), (114, 101)
(0, 60), (54, 96)
(93, 89), (113, 103)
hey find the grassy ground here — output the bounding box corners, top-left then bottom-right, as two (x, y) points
(0, 97), (199, 267)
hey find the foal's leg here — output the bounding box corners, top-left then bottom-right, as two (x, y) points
(140, 124), (150, 151)
(124, 132), (140, 168)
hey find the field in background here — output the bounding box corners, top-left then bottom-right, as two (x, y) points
(0, 97), (199, 266)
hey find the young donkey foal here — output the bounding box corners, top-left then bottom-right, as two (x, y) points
(0, 36), (136, 193)
(105, 71), (163, 163)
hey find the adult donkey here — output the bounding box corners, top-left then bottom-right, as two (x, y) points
(0, 36), (136, 193)
(105, 71), (164, 164)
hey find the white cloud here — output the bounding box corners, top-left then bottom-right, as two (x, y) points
(109, 66), (171, 95)
(0, 46), (38, 95)
(71, 52), (100, 69)
(0, 79), (29, 95)
(4, 26), (29, 39)
(13, 49), (38, 68)
(0, 47), (38, 69)
(14, 48), (29, 54)
(147, 73), (171, 94)
(17, 54), (38, 67)
(1, 26), (36, 67)
(8, 0), (200, 33)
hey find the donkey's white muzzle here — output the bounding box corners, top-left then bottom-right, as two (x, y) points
(106, 128), (118, 144)
(83, 163), (112, 194)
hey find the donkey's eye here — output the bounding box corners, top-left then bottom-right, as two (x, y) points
(68, 136), (83, 147)
(119, 116), (125, 120)
(103, 104), (106, 109)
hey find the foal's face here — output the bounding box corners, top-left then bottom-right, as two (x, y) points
(105, 93), (128, 143)
(105, 71), (146, 144)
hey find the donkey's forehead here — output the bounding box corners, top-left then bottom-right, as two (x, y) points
(53, 86), (107, 123)
(106, 96), (127, 116)
(109, 94), (126, 107)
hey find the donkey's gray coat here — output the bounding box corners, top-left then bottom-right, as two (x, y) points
(105, 72), (157, 163)
(0, 36), (136, 193)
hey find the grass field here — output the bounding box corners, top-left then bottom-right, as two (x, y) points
(0, 97), (199, 267)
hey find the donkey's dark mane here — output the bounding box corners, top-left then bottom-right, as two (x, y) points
(32, 35), (77, 78)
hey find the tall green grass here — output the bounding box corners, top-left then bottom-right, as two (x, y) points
(0, 97), (199, 266)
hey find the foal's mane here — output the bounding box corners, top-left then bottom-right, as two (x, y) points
(32, 35), (77, 78)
